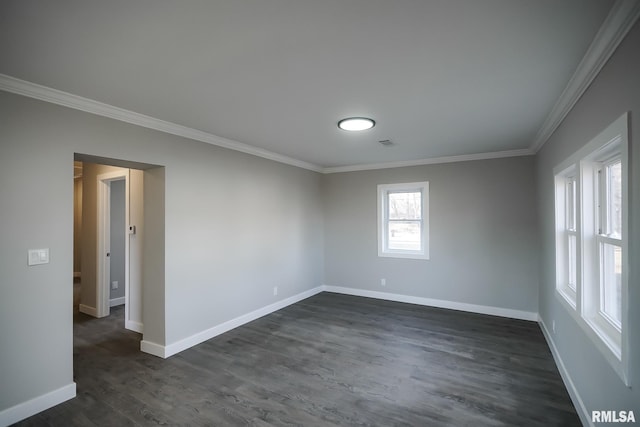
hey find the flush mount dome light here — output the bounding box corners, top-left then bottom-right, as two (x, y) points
(338, 117), (375, 131)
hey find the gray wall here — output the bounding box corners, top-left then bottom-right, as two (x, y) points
(323, 156), (539, 314)
(535, 20), (640, 418)
(3, 19), (638, 422)
(0, 90), (324, 413)
(109, 179), (126, 301)
(0, 98), (74, 416)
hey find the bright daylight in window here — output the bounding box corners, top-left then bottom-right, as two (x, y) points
(553, 113), (629, 385)
(555, 168), (577, 306)
(378, 182), (429, 260)
(598, 159), (622, 328)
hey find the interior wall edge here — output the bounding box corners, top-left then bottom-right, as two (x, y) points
(0, 383), (76, 427)
(538, 318), (593, 427)
(323, 285), (539, 322)
(146, 286), (325, 359)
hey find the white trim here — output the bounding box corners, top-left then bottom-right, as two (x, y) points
(125, 320), (143, 334)
(109, 296), (125, 307)
(530, 0), (640, 153)
(78, 304), (97, 317)
(0, 2), (637, 173)
(552, 113), (630, 385)
(0, 383), (76, 427)
(140, 340), (166, 358)
(377, 181), (429, 260)
(323, 286), (539, 321)
(0, 74), (533, 173)
(539, 319), (593, 427)
(96, 171), (130, 319)
(0, 74), (322, 173)
(323, 149), (533, 174)
(141, 286), (325, 359)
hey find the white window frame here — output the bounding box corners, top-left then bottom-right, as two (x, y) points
(553, 113), (629, 386)
(377, 182), (429, 260)
(596, 157), (623, 331)
(582, 150), (624, 360)
(554, 167), (578, 307)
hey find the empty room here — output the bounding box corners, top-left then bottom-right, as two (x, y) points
(1, 1), (639, 426)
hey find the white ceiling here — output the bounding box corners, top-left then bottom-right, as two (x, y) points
(0, 0), (619, 169)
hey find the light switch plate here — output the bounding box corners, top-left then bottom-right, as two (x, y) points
(28, 248), (49, 266)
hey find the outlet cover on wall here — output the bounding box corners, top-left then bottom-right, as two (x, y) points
(381, 278), (386, 286)
(273, 286), (278, 296)
(111, 281), (118, 290)
(27, 248), (49, 266)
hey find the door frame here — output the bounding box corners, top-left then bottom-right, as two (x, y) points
(96, 170), (130, 318)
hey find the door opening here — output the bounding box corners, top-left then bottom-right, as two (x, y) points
(73, 152), (165, 355)
(76, 159), (145, 333)
(96, 170), (129, 318)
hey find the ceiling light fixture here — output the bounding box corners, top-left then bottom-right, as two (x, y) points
(338, 117), (375, 131)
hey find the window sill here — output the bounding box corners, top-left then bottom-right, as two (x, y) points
(378, 251), (429, 260)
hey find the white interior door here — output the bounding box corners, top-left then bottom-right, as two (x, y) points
(96, 171), (128, 318)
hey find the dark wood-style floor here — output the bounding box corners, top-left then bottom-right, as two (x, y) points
(15, 292), (580, 426)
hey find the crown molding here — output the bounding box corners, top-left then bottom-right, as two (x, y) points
(529, 0), (640, 153)
(0, 73), (536, 175)
(1, 3), (636, 173)
(321, 148), (534, 174)
(0, 74), (324, 173)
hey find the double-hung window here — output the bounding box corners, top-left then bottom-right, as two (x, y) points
(553, 113), (629, 385)
(596, 158), (623, 329)
(377, 182), (429, 260)
(583, 150), (625, 356)
(555, 169), (578, 306)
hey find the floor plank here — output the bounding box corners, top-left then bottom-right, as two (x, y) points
(13, 292), (580, 426)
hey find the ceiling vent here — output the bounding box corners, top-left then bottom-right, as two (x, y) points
(378, 139), (395, 147)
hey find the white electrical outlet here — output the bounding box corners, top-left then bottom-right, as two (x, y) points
(552, 320), (556, 334)
(273, 286), (278, 296)
(381, 278), (386, 286)
(111, 281), (118, 290)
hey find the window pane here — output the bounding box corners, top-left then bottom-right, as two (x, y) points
(388, 221), (421, 251)
(566, 178), (576, 231)
(568, 234), (576, 291)
(388, 191), (421, 220)
(600, 243), (622, 328)
(607, 161), (622, 238)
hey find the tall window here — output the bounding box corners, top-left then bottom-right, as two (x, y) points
(597, 158), (622, 329)
(566, 176), (577, 293)
(553, 113), (629, 385)
(555, 168), (578, 306)
(378, 182), (429, 260)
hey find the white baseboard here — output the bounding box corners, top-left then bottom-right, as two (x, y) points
(140, 340), (166, 358)
(78, 304), (97, 317)
(0, 382), (76, 427)
(126, 320), (143, 334)
(539, 318), (592, 427)
(141, 286), (324, 359)
(109, 297), (125, 307)
(139, 285), (537, 359)
(322, 285), (539, 321)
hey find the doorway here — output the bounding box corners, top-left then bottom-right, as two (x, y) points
(73, 153), (166, 357)
(96, 171), (128, 319)
(96, 168), (130, 317)
(75, 160), (144, 334)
